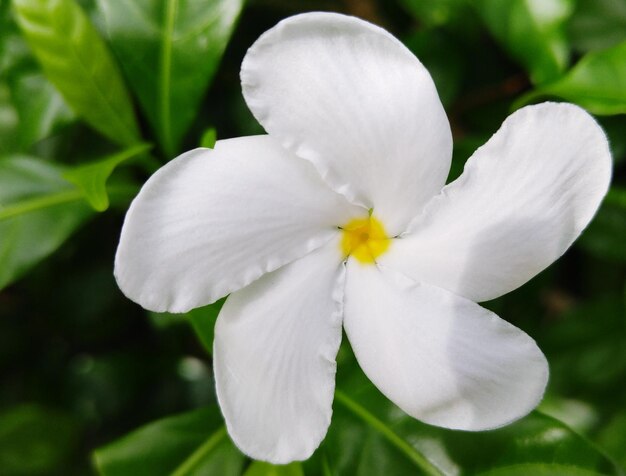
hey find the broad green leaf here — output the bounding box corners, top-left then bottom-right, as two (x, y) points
(477, 464), (605, 476)
(579, 188), (626, 261)
(93, 406), (244, 476)
(517, 40), (626, 114)
(0, 3), (74, 150)
(9, 72), (74, 149)
(477, 0), (573, 84)
(541, 297), (626, 394)
(568, 0), (626, 53)
(98, 0), (244, 156)
(312, 348), (620, 475)
(13, 0), (140, 146)
(0, 155), (92, 289)
(598, 411), (626, 471)
(243, 462), (304, 476)
(0, 404), (80, 476)
(0, 81), (19, 154)
(63, 143), (151, 211)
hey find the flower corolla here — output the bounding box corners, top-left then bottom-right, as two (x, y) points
(115, 12), (611, 464)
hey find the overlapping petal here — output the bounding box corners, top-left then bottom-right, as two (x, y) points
(379, 103), (611, 302)
(115, 135), (361, 313)
(214, 240), (345, 463)
(343, 262), (549, 430)
(241, 12), (452, 235)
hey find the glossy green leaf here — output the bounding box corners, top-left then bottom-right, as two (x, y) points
(13, 0), (140, 145)
(541, 297), (626, 394)
(311, 349), (620, 476)
(93, 406), (244, 476)
(243, 461), (304, 476)
(0, 155), (93, 289)
(517, 40), (626, 114)
(568, 0), (626, 53)
(98, 0), (244, 156)
(598, 411), (626, 471)
(477, 0), (573, 84)
(0, 81), (19, 154)
(63, 143), (151, 211)
(0, 404), (80, 476)
(9, 72), (74, 149)
(477, 464), (604, 476)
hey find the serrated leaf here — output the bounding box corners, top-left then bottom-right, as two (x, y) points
(93, 406), (244, 476)
(477, 0), (573, 84)
(63, 143), (151, 211)
(98, 0), (243, 156)
(13, 0), (140, 145)
(0, 155), (93, 289)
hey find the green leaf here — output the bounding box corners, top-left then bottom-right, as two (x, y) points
(98, 0), (244, 156)
(9, 72), (74, 149)
(0, 404), (80, 476)
(243, 461), (304, 476)
(517, 40), (626, 114)
(63, 143), (152, 211)
(0, 155), (93, 289)
(13, 0), (140, 145)
(93, 406), (244, 476)
(477, 464), (606, 476)
(568, 0), (626, 53)
(477, 0), (573, 84)
(0, 81), (19, 154)
(314, 349), (620, 475)
(598, 411), (626, 471)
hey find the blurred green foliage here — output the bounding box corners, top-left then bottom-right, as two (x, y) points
(0, 0), (625, 474)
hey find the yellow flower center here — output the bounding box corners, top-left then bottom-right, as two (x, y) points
(340, 215), (391, 264)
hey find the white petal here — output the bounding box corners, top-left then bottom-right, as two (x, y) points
(241, 12), (452, 235)
(380, 103), (612, 302)
(115, 135), (361, 313)
(343, 262), (548, 430)
(214, 239), (344, 463)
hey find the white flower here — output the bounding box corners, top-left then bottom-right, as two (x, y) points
(114, 12), (611, 464)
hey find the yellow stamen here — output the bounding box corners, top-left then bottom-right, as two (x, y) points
(340, 215), (390, 264)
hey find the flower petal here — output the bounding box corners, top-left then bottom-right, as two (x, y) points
(379, 103), (612, 302)
(343, 262), (548, 430)
(241, 12), (452, 235)
(115, 135), (361, 313)
(214, 239), (344, 463)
